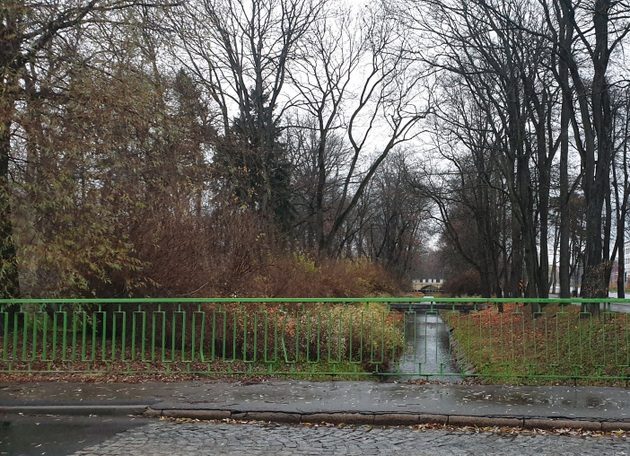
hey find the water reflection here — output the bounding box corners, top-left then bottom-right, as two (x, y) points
(397, 312), (462, 382)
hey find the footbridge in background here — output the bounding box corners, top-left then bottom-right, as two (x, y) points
(411, 278), (444, 293)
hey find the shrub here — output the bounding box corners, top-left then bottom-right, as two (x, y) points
(124, 209), (401, 298)
(188, 301), (404, 373)
(442, 269), (481, 296)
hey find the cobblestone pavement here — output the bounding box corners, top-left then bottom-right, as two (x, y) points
(71, 421), (628, 456)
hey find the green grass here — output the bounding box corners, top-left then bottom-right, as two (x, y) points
(443, 304), (630, 385)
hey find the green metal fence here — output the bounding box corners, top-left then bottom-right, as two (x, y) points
(0, 297), (628, 384)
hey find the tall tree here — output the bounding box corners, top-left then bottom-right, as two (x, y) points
(404, 0), (560, 299)
(289, 7), (431, 256)
(539, 0), (630, 306)
(611, 87), (630, 298)
(168, 0), (326, 225)
(1, 0), (159, 297)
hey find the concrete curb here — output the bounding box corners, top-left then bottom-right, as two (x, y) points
(144, 407), (630, 431)
(2, 404), (628, 431)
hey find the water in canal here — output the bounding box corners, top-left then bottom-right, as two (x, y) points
(396, 311), (462, 382)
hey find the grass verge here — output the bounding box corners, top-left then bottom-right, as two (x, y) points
(443, 303), (629, 385)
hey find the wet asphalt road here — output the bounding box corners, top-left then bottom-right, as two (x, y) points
(0, 415), (152, 456)
(1, 415), (628, 456)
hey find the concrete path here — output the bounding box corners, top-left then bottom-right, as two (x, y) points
(1, 380), (629, 430)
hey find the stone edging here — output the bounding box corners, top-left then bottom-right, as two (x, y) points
(145, 408), (630, 431)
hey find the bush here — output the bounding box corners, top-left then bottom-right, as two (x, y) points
(123, 209), (401, 298)
(249, 255), (399, 298)
(9, 207), (407, 377)
(442, 269), (481, 296)
(212, 301), (404, 372)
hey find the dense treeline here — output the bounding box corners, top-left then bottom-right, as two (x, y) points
(399, 0), (630, 305)
(0, 0), (628, 300)
(0, 0), (428, 297)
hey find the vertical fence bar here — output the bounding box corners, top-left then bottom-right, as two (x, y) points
(172, 307), (185, 363)
(192, 307), (204, 362)
(60, 309), (68, 362)
(220, 307), (226, 361)
(30, 309), (38, 364)
(242, 310), (248, 363)
(21, 311), (29, 363)
(359, 308), (364, 367)
(315, 310), (321, 364)
(84, 310), (92, 362)
(11, 311), (18, 365)
(70, 308), (78, 363)
(232, 306), (238, 362)
(1, 306), (8, 364)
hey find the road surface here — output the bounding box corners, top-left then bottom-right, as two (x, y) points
(2, 415), (627, 456)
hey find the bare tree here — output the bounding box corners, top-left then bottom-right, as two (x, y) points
(415, 91), (511, 298)
(361, 151), (429, 279)
(535, 0), (630, 309)
(289, 6), (431, 256)
(403, 0), (561, 300)
(168, 0), (326, 223)
(611, 87), (630, 297)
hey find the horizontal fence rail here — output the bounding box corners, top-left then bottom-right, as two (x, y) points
(0, 297), (628, 384)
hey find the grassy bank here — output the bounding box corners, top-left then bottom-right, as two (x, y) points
(443, 304), (629, 385)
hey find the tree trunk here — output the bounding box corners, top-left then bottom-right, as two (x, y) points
(574, 0), (615, 317)
(315, 131), (328, 258)
(616, 214), (625, 298)
(559, 92), (571, 298)
(509, 213), (523, 297)
(617, 94), (630, 298)
(554, 0), (575, 299)
(0, 116), (20, 298)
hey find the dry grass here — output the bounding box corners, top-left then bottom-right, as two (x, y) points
(443, 304), (630, 384)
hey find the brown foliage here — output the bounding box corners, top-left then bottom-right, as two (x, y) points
(10, 43), (403, 299)
(251, 256), (400, 298)
(442, 269), (481, 296)
(126, 208), (400, 298)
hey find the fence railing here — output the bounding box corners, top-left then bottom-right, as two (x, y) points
(0, 297), (628, 384)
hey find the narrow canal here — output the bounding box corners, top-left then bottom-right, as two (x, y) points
(397, 311), (462, 382)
